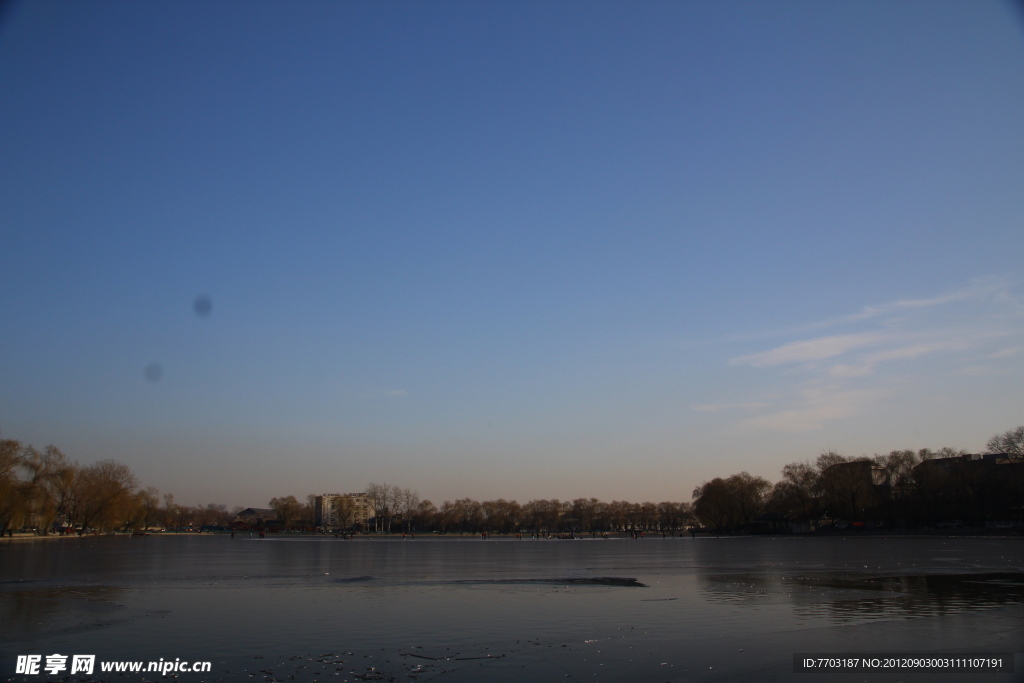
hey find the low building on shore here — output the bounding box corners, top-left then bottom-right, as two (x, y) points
(233, 507), (280, 529)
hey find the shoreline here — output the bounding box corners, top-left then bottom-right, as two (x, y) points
(3, 529), (1022, 542)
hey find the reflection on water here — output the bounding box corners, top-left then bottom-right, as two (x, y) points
(701, 571), (1024, 621)
(0, 584), (128, 639)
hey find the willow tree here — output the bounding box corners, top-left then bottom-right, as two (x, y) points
(75, 460), (139, 533)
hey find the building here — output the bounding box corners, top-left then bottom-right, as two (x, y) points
(314, 493), (374, 530)
(233, 508), (279, 529)
(913, 452), (1023, 524)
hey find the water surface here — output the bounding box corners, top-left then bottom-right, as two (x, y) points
(2, 535), (1021, 682)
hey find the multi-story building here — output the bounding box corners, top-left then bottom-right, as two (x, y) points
(314, 493), (373, 530)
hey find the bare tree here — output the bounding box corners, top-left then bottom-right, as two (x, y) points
(36, 447), (78, 532)
(413, 499), (437, 530)
(365, 482), (389, 531)
(692, 479), (733, 533)
(385, 485), (404, 532)
(656, 502), (689, 532)
(400, 488), (420, 532)
(332, 495), (356, 529)
(571, 498), (597, 532)
(987, 426), (1024, 461)
(0, 437), (27, 535)
(693, 472), (770, 533)
(770, 460), (821, 520)
(137, 487), (162, 530)
(482, 498), (520, 534)
(162, 493), (179, 530)
(269, 495), (303, 529)
(15, 445), (72, 534)
(75, 460), (139, 534)
(816, 449), (847, 472)
(873, 450), (920, 496)
(729, 472), (771, 526)
(819, 459), (880, 522)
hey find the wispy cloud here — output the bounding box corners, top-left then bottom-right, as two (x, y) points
(885, 282), (994, 310)
(825, 341), (962, 378)
(764, 277), (1017, 337)
(712, 278), (1023, 433)
(730, 333), (880, 368)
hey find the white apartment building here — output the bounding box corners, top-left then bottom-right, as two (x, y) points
(314, 493), (374, 530)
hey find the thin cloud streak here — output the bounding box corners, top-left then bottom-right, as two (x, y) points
(730, 333), (881, 368)
(720, 277), (1018, 345)
(713, 278), (1024, 433)
(825, 341), (964, 378)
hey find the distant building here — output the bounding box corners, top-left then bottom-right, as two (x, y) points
(912, 452), (1023, 524)
(314, 493), (373, 530)
(234, 508), (279, 528)
(915, 452), (1014, 473)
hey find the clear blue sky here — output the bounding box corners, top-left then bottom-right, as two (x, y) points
(2, 0), (1022, 507)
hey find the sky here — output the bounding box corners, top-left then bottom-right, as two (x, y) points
(1, 0), (1023, 508)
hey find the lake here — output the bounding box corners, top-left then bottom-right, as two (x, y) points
(2, 535), (1022, 682)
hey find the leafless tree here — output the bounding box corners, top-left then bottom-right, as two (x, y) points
(137, 487), (162, 530)
(987, 426), (1024, 461)
(385, 485), (405, 532)
(769, 460), (821, 521)
(412, 499), (437, 530)
(269, 495), (303, 529)
(693, 472), (770, 533)
(75, 460), (139, 534)
(365, 482), (390, 531)
(38, 447), (78, 532)
(819, 459), (880, 522)
(332, 495), (356, 529)
(0, 436), (28, 535)
(162, 493), (179, 529)
(399, 488), (420, 532)
(571, 498), (597, 532)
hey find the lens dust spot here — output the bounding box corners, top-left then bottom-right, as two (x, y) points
(193, 295), (212, 318)
(144, 362), (163, 383)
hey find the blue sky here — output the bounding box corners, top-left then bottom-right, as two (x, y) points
(1, 1), (1023, 507)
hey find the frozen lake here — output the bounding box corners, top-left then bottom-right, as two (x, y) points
(2, 535), (1022, 682)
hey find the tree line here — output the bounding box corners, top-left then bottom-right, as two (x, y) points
(251, 486), (696, 535)
(395, 497), (693, 535)
(0, 434), (234, 535)
(3, 424), (1021, 536)
(692, 426), (1024, 534)
(0, 435), (698, 535)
